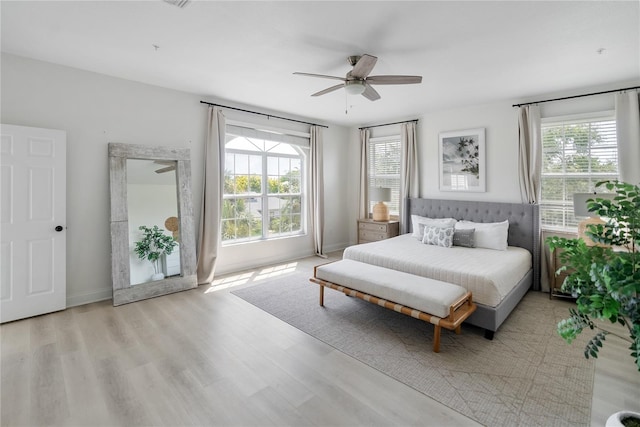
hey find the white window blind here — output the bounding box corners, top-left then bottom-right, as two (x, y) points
(540, 114), (618, 230)
(368, 137), (401, 216)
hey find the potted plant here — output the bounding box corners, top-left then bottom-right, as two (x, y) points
(547, 180), (639, 427)
(134, 225), (177, 281)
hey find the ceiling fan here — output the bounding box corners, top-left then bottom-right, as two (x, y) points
(294, 54), (422, 101)
(154, 160), (175, 174)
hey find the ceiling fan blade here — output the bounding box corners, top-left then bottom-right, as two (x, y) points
(311, 83), (345, 97)
(350, 54), (378, 79)
(155, 166), (176, 174)
(362, 83), (381, 101)
(366, 75), (423, 85)
(293, 72), (345, 81)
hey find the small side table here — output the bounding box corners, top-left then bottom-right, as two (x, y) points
(357, 219), (399, 244)
(549, 247), (574, 299)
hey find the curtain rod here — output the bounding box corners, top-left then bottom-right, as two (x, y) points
(512, 86), (639, 108)
(200, 101), (328, 128)
(359, 119), (418, 130)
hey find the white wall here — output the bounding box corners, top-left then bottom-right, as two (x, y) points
(345, 83), (638, 245)
(418, 102), (521, 202)
(345, 103), (521, 243)
(1, 53), (350, 306)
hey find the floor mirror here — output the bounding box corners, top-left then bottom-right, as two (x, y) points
(108, 143), (197, 306)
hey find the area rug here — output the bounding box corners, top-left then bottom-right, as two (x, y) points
(232, 273), (595, 427)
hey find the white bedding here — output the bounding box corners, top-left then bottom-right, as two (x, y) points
(343, 233), (532, 307)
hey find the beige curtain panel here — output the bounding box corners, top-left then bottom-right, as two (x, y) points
(517, 105), (542, 204)
(517, 105), (543, 291)
(400, 121), (419, 234)
(310, 126), (326, 258)
(358, 129), (370, 220)
(615, 90), (640, 186)
(196, 106), (226, 285)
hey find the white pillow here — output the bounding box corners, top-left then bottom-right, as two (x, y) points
(455, 219), (509, 251)
(410, 215), (457, 239)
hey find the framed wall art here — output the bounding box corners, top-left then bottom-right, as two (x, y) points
(439, 128), (486, 192)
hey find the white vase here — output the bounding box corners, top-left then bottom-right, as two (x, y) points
(151, 272), (165, 281)
(606, 411), (640, 427)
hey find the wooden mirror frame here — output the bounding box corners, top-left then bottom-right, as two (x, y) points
(108, 143), (197, 306)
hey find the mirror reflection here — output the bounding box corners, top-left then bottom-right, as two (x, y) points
(126, 159), (180, 285)
(109, 142), (197, 306)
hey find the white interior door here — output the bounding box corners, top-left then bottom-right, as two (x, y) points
(1, 124), (66, 323)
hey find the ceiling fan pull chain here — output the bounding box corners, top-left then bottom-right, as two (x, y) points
(345, 90), (348, 115)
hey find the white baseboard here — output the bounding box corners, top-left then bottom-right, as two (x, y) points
(323, 241), (350, 253)
(65, 242), (352, 307)
(66, 289), (112, 308)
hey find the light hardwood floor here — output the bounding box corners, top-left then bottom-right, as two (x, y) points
(1, 251), (638, 426)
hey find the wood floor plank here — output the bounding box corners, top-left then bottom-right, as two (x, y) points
(1, 318), (30, 356)
(59, 350), (117, 426)
(52, 308), (84, 355)
(94, 355), (158, 426)
(245, 386), (314, 426)
(127, 362), (198, 426)
(30, 342), (70, 425)
(1, 349), (30, 425)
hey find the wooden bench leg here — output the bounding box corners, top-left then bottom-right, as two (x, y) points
(319, 285), (324, 306)
(433, 325), (441, 353)
(455, 325), (462, 335)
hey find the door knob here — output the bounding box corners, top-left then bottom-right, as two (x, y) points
(55, 226), (64, 232)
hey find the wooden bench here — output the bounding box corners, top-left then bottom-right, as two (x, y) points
(310, 259), (477, 353)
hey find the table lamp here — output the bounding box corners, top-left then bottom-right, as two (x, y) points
(370, 187), (391, 221)
(573, 192), (615, 246)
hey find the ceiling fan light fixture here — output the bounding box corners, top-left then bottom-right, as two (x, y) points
(345, 80), (366, 95)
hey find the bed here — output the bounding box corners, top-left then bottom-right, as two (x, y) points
(344, 198), (540, 338)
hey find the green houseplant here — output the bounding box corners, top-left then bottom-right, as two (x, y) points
(547, 180), (639, 373)
(134, 225), (177, 281)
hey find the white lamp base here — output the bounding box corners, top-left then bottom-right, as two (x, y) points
(372, 202), (389, 221)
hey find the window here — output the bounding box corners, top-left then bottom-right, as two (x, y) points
(222, 124), (307, 244)
(368, 136), (401, 216)
(540, 113), (618, 230)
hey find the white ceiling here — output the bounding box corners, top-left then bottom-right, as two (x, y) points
(2, 1), (638, 127)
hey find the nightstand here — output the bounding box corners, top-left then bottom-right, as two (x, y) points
(549, 247), (574, 299)
(357, 218), (399, 244)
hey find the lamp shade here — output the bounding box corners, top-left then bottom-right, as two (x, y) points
(573, 193), (616, 218)
(370, 187), (391, 202)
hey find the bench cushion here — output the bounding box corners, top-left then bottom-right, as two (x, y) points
(315, 259), (468, 318)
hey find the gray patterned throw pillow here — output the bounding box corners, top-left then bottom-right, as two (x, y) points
(422, 226), (454, 248)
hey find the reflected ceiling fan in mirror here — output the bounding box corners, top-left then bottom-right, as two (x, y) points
(154, 160), (175, 174)
(294, 54), (422, 101)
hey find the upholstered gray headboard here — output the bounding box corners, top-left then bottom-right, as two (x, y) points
(406, 198), (540, 289)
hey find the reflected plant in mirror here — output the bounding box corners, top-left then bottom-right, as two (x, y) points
(134, 225), (177, 281)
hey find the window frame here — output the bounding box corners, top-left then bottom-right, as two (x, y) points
(222, 122), (308, 245)
(540, 111), (618, 231)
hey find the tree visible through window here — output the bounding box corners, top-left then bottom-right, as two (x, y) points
(541, 115), (618, 230)
(222, 135), (304, 243)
